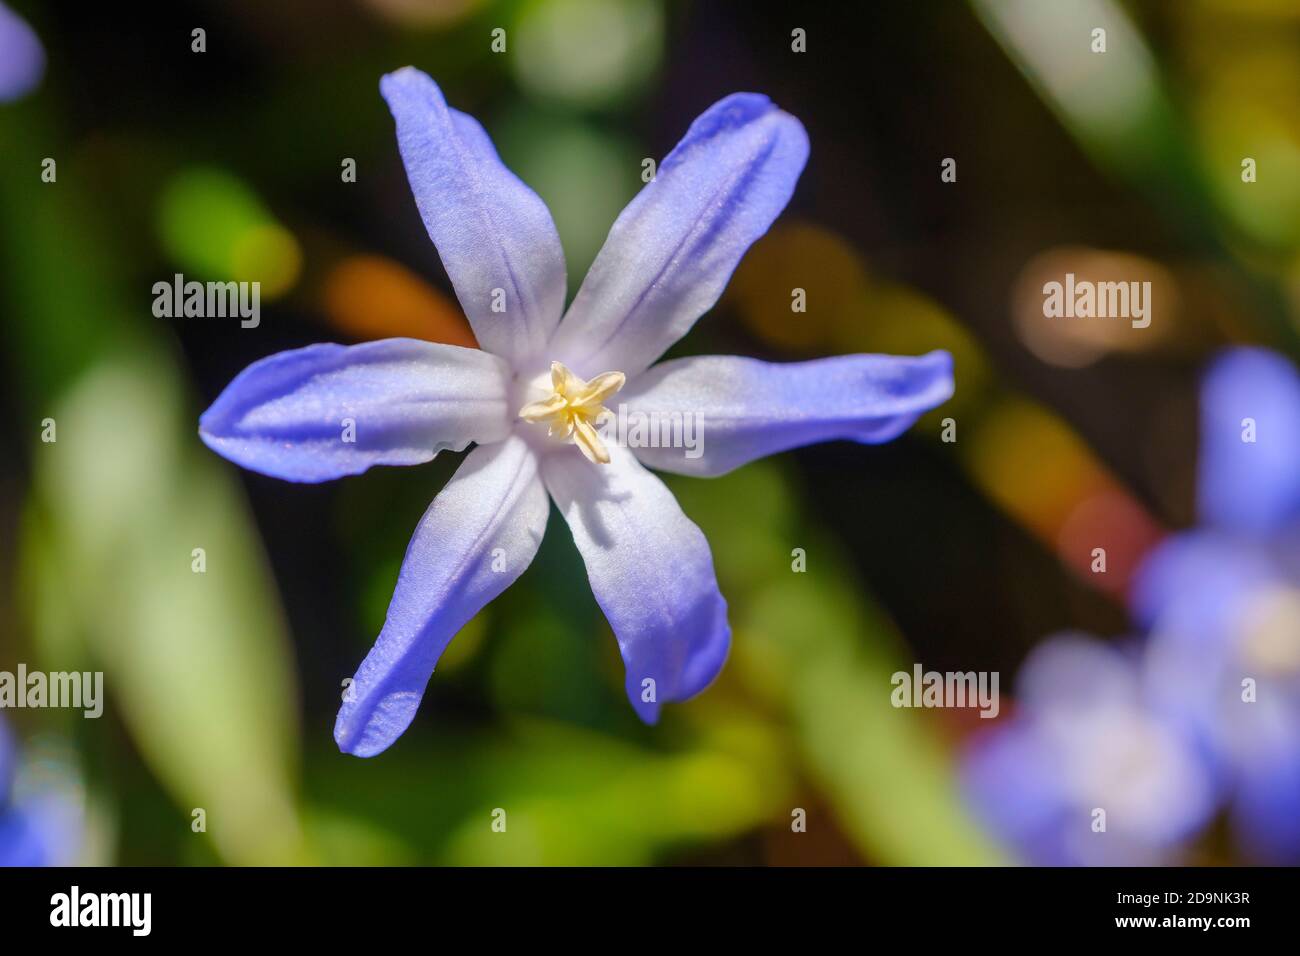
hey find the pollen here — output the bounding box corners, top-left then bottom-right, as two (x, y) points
(519, 361), (626, 464)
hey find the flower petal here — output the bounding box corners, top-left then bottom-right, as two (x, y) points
(381, 67), (566, 366)
(0, 812), (47, 866)
(1233, 739), (1300, 863)
(199, 338), (512, 483)
(0, 2), (44, 103)
(549, 93), (809, 379)
(1013, 632), (1142, 715)
(1130, 530), (1277, 637)
(335, 436), (548, 756)
(541, 444), (730, 722)
(1199, 347), (1300, 534)
(617, 351), (953, 476)
(961, 720), (1073, 865)
(963, 636), (1217, 866)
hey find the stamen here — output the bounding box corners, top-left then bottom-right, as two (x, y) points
(518, 361), (625, 464)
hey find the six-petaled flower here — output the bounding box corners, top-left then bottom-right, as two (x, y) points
(199, 68), (954, 756)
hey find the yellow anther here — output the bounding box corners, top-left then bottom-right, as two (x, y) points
(519, 361), (626, 464)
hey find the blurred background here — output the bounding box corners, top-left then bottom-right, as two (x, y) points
(1, 0), (1297, 864)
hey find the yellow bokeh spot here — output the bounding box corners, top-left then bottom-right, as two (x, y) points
(231, 224), (302, 300)
(157, 166), (302, 300)
(727, 222), (871, 351)
(964, 397), (1106, 540)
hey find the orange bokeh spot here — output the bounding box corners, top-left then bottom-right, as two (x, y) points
(726, 222), (871, 351)
(965, 397), (1164, 596)
(322, 254), (477, 348)
(1057, 490), (1164, 598)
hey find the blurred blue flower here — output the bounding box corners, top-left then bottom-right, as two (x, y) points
(0, 718), (78, 867)
(1132, 347), (1300, 863)
(962, 635), (1215, 865)
(200, 68), (953, 756)
(0, 1), (44, 103)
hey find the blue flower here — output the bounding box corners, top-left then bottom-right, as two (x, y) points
(1132, 347), (1300, 863)
(200, 69), (954, 757)
(962, 635), (1216, 865)
(967, 347), (1300, 865)
(0, 1), (44, 103)
(0, 718), (78, 867)
(0, 720), (43, 865)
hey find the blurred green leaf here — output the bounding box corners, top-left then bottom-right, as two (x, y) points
(671, 463), (1006, 864)
(2, 113), (307, 865)
(305, 717), (790, 866)
(971, 0), (1298, 351)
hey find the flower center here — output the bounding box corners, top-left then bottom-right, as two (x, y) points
(518, 361), (626, 464)
(1239, 586), (1300, 677)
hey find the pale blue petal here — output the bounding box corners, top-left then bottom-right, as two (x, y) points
(965, 635), (1217, 865)
(0, 812), (46, 867)
(549, 93), (809, 380)
(1, 793), (79, 867)
(1233, 737), (1300, 863)
(961, 720), (1074, 865)
(1014, 631), (1141, 713)
(0, 2), (44, 103)
(382, 67), (566, 366)
(1130, 530), (1276, 635)
(200, 338), (512, 483)
(619, 351), (953, 476)
(541, 444), (730, 722)
(1131, 530), (1281, 756)
(1135, 533), (1299, 809)
(335, 436), (548, 756)
(1199, 347), (1300, 534)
